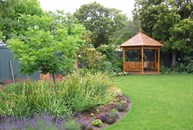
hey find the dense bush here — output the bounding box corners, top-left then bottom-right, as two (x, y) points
(160, 65), (171, 73)
(161, 56), (193, 73)
(78, 44), (123, 74)
(0, 72), (120, 118)
(78, 45), (106, 72)
(97, 45), (122, 73)
(174, 56), (193, 73)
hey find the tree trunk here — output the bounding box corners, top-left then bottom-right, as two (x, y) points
(52, 73), (56, 84)
(171, 51), (177, 68)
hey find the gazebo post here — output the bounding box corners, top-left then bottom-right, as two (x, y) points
(141, 46), (144, 74)
(154, 49), (157, 71)
(158, 48), (160, 72)
(154, 50), (157, 62)
(122, 48), (126, 72)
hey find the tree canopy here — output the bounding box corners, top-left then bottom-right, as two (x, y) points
(1, 0), (88, 82)
(109, 19), (140, 45)
(7, 12), (86, 82)
(133, 0), (193, 67)
(74, 2), (128, 47)
(0, 0), (43, 40)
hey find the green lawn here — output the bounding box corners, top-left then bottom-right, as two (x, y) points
(106, 74), (193, 130)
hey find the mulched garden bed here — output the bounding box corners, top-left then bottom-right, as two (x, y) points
(0, 93), (131, 130)
(74, 95), (131, 130)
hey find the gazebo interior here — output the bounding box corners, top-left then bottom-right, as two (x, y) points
(120, 32), (164, 74)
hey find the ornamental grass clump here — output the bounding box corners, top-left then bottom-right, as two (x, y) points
(0, 80), (70, 117)
(62, 72), (121, 112)
(0, 72), (120, 118)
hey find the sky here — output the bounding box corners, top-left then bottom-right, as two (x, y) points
(38, 0), (135, 18)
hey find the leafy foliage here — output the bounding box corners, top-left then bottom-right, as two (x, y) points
(109, 19), (140, 45)
(173, 56), (193, 73)
(7, 12), (86, 80)
(78, 44), (107, 72)
(0, 0), (44, 40)
(92, 119), (103, 127)
(169, 18), (193, 54)
(74, 2), (128, 47)
(97, 45), (122, 73)
(77, 44), (123, 74)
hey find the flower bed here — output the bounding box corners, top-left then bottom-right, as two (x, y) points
(0, 72), (130, 130)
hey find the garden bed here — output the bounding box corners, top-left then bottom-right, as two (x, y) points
(0, 72), (131, 130)
(74, 94), (131, 130)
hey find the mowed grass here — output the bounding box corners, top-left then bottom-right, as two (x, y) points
(106, 74), (193, 130)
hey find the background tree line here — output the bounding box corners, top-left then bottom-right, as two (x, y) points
(133, 0), (193, 68)
(74, 0), (193, 72)
(0, 0), (193, 75)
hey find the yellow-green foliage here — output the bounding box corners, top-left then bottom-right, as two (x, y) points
(62, 72), (121, 112)
(0, 72), (121, 117)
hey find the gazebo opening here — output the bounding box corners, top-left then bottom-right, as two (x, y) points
(120, 32), (164, 74)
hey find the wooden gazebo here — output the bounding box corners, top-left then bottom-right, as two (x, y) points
(120, 32), (164, 74)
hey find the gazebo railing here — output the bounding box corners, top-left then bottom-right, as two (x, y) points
(123, 62), (142, 72)
(147, 61), (158, 71)
(123, 61), (158, 72)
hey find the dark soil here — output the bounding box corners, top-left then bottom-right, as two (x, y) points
(75, 95), (131, 130)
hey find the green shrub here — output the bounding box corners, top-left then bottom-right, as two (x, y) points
(92, 119), (103, 127)
(181, 56), (193, 73)
(97, 45), (122, 73)
(161, 56), (193, 74)
(78, 46), (106, 71)
(160, 65), (171, 73)
(186, 61), (193, 73)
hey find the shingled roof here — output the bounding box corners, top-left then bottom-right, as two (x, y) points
(120, 32), (164, 47)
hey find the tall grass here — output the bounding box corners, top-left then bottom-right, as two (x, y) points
(62, 72), (120, 112)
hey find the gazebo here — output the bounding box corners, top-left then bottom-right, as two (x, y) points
(120, 32), (164, 74)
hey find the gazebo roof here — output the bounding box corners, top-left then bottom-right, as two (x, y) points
(120, 32), (164, 47)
